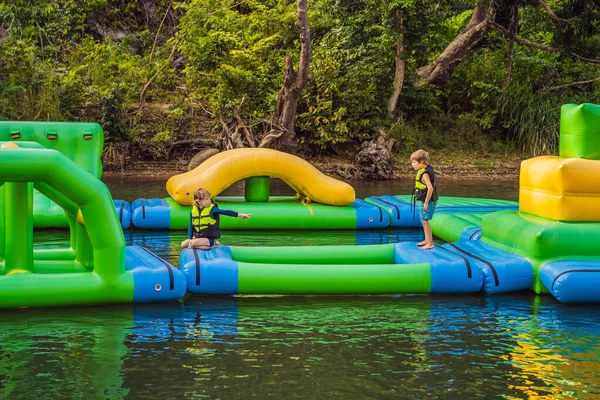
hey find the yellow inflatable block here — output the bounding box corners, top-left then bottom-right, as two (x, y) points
(167, 148), (356, 206)
(520, 156), (600, 221)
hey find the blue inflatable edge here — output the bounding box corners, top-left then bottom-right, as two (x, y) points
(459, 227), (482, 241)
(131, 198), (171, 229)
(114, 200), (132, 229)
(353, 199), (390, 229)
(180, 246), (239, 295)
(442, 241), (533, 294)
(540, 260), (600, 303)
(127, 245), (186, 303)
(394, 242), (483, 293)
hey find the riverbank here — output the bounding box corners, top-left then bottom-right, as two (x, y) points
(102, 149), (523, 180)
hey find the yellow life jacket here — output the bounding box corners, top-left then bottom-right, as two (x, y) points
(191, 203), (220, 238)
(415, 168), (428, 191)
(414, 166), (438, 202)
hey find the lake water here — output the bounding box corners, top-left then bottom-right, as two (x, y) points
(4, 177), (600, 399)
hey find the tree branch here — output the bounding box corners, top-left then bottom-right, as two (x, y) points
(165, 138), (218, 157)
(149, 0), (174, 63)
(232, 96), (255, 147)
(541, 77), (600, 92)
(274, 0), (311, 148)
(571, 53), (600, 65)
(258, 129), (286, 148)
(491, 22), (556, 52)
(537, 0), (570, 23)
(139, 37), (180, 109)
(139, 2), (243, 110)
(387, 9), (405, 118)
(414, 2), (493, 88)
(491, 22), (600, 64)
(166, 138), (218, 147)
(502, 7), (518, 92)
(295, 0), (310, 89)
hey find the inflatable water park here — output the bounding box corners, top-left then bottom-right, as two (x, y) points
(1, 102), (600, 308)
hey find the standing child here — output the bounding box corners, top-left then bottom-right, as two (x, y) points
(411, 150), (438, 250)
(180, 188), (251, 250)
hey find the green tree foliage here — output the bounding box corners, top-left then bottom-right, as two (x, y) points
(0, 0), (598, 157)
(297, 0), (411, 148)
(101, 86), (127, 142)
(178, 0), (297, 115)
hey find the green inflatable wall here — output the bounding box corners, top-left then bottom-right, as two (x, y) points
(481, 210), (600, 293)
(559, 103), (600, 160)
(0, 122), (104, 228)
(0, 142), (132, 308)
(166, 196), (357, 230)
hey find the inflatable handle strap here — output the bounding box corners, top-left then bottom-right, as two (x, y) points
(301, 196), (314, 217)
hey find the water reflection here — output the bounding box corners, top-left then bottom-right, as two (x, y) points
(1, 296), (599, 399)
(0, 306), (132, 399)
(12, 177), (592, 399)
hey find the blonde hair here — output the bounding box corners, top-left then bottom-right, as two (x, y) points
(193, 188), (211, 207)
(410, 149), (430, 164)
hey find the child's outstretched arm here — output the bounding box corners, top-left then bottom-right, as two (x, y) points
(211, 205), (251, 220)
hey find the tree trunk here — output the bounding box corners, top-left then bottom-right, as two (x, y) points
(279, 56), (302, 136)
(502, 6), (519, 92)
(387, 9), (405, 118)
(414, 1), (492, 88)
(355, 129), (396, 180)
(218, 96), (255, 149)
(274, 0), (310, 150)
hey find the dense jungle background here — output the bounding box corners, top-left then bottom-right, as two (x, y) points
(0, 0), (599, 177)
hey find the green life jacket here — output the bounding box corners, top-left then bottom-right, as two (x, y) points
(414, 165), (438, 202)
(191, 203), (220, 238)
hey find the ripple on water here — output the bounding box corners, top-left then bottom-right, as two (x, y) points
(7, 179), (597, 399)
(1, 293), (600, 399)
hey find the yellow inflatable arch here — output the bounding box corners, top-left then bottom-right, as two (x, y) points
(166, 148), (356, 206)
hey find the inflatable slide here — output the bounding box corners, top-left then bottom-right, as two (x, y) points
(133, 148), (518, 230)
(166, 148), (356, 206)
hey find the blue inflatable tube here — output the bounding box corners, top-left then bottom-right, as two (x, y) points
(132, 196), (390, 230)
(180, 246), (239, 295)
(365, 196), (519, 228)
(179, 242), (532, 296)
(540, 260), (600, 303)
(353, 198), (391, 229)
(460, 227), (482, 241)
(114, 200), (132, 229)
(126, 245), (187, 302)
(395, 241), (533, 294)
(394, 242), (483, 293)
(441, 241), (533, 294)
(365, 195), (421, 227)
(131, 198), (171, 229)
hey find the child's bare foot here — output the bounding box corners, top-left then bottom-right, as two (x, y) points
(420, 244), (435, 250)
(416, 241), (427, 247)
